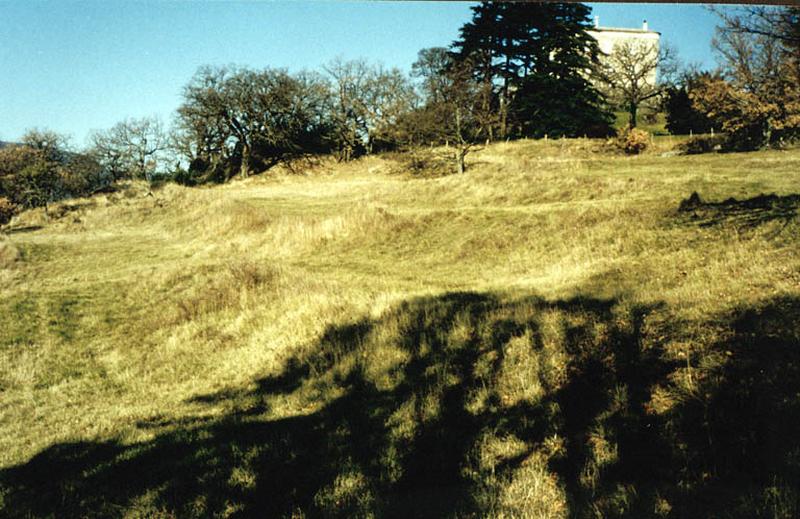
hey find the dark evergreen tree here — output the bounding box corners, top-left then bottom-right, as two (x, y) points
(513, 74), (614, 138)
(451, 2), (508, 85)
(450, 2), (612, 139)
(451, 2), (507, 139)
(510, 3), (613, 137)
(664, 74), (715, 136)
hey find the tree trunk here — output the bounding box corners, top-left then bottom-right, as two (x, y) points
(454, 105), (467, 174)
(500, 55), (509, 139)
(240, 142), (251, 178)
(629, 102), (638, 129)
(499, 95), (508, 140)
(481, 79), (494, 142)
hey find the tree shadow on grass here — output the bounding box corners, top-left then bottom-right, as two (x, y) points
(1, 292), (799, 517)
(677, 192), (800, 231)
(668, 296), (800, 518)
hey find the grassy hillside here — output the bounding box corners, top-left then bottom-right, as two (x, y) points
(1, 140), (799, 517)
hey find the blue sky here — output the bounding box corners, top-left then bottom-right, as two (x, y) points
(0, 1), (722, 145)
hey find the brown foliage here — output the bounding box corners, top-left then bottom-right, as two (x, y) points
(700, 6), (800, 149)
(615, 128), (650, 155)
(690, 77), (790, 150)
(0, 145), (45, 178)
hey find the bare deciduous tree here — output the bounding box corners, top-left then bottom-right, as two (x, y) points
(90, 117), (167, 181)
(21, 128), (70, 162)
(710, 6), (800, 52)
(688, 6), (800, 149)
(324, 58), (415, 160)
(176, 66), (332, 180)
(597, 40), (678, 128)
(411, 47), (451, 106)
(324, 58), (372, 161)
(362, 66), (417, 153)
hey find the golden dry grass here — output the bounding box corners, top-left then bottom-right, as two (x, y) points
(1, 140), (799, 517)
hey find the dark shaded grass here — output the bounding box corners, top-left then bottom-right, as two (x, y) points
(0, 291), (88, 352)
(667, 297), (800, 518)
(1, 225), (44, 234)
(677, 192), (800, 231)
(1, 293), (799, 518)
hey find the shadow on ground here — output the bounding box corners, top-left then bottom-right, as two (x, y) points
(1, 225), (44, 234)
(1, 292), (799, 518)
(677, 192), (800, 231)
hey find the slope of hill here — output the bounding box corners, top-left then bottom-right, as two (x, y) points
(1, 140), (799, 517)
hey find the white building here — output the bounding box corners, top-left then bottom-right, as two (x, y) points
(587, 18), (661, 86)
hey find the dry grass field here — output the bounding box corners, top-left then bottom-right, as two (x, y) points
(1, 139), (799, 517)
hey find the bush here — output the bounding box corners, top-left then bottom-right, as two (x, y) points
(172, 166), (201, 187)
(0, 197), (17, 225)
(388, 149), (453, 177)
(677, 134), (726, 155)
(615, 128), (650, 155)
(689, 77), (781, 151)
(1, 138), (109, 209)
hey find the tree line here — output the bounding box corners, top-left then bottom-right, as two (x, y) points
(665, 6), (800, 149)
(2, 3), (799, 222)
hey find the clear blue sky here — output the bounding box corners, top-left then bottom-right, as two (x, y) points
(0, 1), (723, 146)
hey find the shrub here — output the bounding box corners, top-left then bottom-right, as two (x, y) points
(690, 77), (780, 151)
(172, 166), (201, 187)
(0, 197), (17, 225)
(677, 134), (726, 155)
(615, 128), (650, 155)
(388, 149), (453, 177)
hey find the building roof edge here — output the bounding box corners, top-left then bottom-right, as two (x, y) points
(588, 27), (661, 36)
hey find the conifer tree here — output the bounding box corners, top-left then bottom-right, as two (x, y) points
(450, 1), (612, 139)
(451, 2), (507, 140)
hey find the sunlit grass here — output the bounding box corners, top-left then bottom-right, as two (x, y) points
(1, 140), (799, 517)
